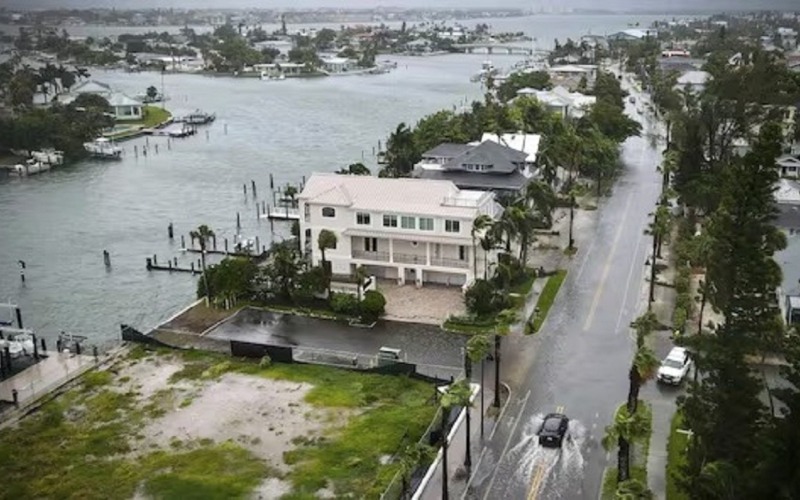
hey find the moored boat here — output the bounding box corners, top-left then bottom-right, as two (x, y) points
(84, 138), (123, 159)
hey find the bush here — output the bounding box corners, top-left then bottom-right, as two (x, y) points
(330, 292), (359, 316)
(197, 257), (257, 301)
(673, 306), (687, 333)
(360, 290), (386, 322)
(465, 279), (506, 317)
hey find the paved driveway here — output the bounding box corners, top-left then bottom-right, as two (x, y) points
(378, 281), (466, 325)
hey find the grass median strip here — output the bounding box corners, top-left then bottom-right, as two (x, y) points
(601, 402), (653, 499)
(526, 270), (567, 334)
(666, 410), (690, 500)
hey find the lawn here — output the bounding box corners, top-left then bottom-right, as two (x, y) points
(527, 270), (567, 334)
(666, 411), (690, 500)
(0, 346), (437, 500)
(601, 402), (653, 499)
(138, 105), (172, 127)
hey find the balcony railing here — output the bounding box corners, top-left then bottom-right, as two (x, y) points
(352, 249), (390, 262)
(393, 252), (427, 265)
(431, 257), (469, 269)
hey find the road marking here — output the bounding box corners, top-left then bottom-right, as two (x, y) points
(527, 463), (547, 500)
(574, 236), (596, 283)
(556, 405), (565, 413)
(481, 390), (531, 500)
(613, 210), (648, 333)
(583, 190), (635, 332)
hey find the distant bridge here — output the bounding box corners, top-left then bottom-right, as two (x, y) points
(452, 43), (548, 55)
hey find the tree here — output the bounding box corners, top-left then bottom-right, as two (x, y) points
(584, 100), (642, 143)
(471, 214), (494, 280)
(680, 123), (787, 497)
(197, 257), (257, 303)
(190, 225), (216, 299)
(353, 265), (369, 301)
(464, 279), (505, 317)
(336, 162), (371, 175)
(360, 290), (386, 323)
(146, 85), (158, 100)
(627, 312), (660, 414)
(268, 244), (300, 299)
(467, 333), (493, 439)
(525, 180), (557, 228)
(381, 123), (419, 177)
(317, 229), (337, 294)
(495, 71), (552, 102)
(314, 28), (336, 50)
(603, 404), (651, 484)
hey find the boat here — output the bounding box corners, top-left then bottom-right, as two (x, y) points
(10, 159), (51, 176)
(260, 72), (286, 81)
(470, 60), (499, 83)
(179, 110), (216, 125)
(0, 333), (35, 358)
(84, 138), (123, 160)
(30, 149), (64, 166)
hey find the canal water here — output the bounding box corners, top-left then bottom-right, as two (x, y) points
(0, 14), (667, 347)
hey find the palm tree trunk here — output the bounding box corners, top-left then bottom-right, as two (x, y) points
(493, 335), (501, 408)
(697, 291), (706, 334)
(480, 359), (485, 439)
(648, 233), (658, 307)
(464, 355), (472, 473)
(200, 245), (211, 299)
(441, 410), (450, 500)
(627, 366), (641, 414)
(617, 436), (631, 483)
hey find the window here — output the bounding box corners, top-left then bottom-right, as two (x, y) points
(364, 237), (377, 252)
(401, 216), (416, 229)
(356, 212), (370, 225)
(445, 220), (461, 233)
(322, 207), (336, 218)
(459, 245), (467, 261)
(383, 214), (397, 227)
(419, 218), (434, 231)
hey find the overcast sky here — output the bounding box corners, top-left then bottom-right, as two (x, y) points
(5, 0), (800, 11)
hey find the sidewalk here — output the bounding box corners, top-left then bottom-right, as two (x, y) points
(416, 374), (500, 499)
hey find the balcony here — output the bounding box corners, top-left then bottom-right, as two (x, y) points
(431, 257), (469, 269)
(393, 252), (427, 265)
(352, 249), (390, 262)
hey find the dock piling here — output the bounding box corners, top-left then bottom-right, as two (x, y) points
(168, 223), (174, 239)
(206, 130), (209, 141)
(212, 235), (217, 250)
(18, 260), (25, 283)
(168, 261), (173, 270)
(40, 337), (46, 352)
(243, 184), (247, 197)
(103, 250), (111, 267)
(174, 257), (178, 266)
(191, 262), (195, 273)
(224, 238), (229, 253)
(251, 180), (257, 197)
(154, 144), (159, 154)
(256, 204), (260, 218)
(255, 236), (260, 253)
(15, 307), (23, 329)
(236, 212), (241, 231)
(153, 254), (158, 266)
(146, 258), (153, 270)
(261, 200), (266, 213)
(181, 234), (186, 249)
(12, 389), (18, 406)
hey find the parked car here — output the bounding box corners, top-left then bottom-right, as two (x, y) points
(538, 413), (570, 447)
(657, 347), (692, 385)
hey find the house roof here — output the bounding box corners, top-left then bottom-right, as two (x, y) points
(299, 173), (493, 218)
(107, 93), (142, 107)
(422, 143), (473, 159)
(71, 79), (112, 94)
(442, 140), (527, 173)
(778, 155), (800, 168)
(416, 168), (530, 192)
(677, 70), (711, 86)
(480, 132), (541, 163)
(549, 64), (593, 74)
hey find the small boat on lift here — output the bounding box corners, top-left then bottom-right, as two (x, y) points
(179, 109), (216, 125)
(84, 138), (123, 160)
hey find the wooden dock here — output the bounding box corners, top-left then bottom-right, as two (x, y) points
(260, 205), (300, 221)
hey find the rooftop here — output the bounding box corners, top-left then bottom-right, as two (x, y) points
(416, 168), (530, 192)
(443, 140), (527, 173)
(299, 173), (493, 218)
(676, 70), (711, 86)
(479, 132), (541, 163)
(422, 143), (473, 159)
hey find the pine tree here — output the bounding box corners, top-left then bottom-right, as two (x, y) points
(681, 122), (787, 497)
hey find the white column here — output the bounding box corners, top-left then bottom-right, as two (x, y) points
(389, 238), (394, 263)
(426, 242), (431, 266)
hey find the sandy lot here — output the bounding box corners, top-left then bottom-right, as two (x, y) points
(114, 354), (333, 497)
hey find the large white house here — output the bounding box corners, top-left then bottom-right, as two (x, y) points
(57, 80), (143, 121)
(298, 174), (502, 289)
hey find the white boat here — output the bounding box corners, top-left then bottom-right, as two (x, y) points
(10, 159), (51, 176)
(470, 60), (499, 83)
(179, 110), (216, 125)
(31, 149), (64, 166)
(260, 72), (286, 81)
(0, 334), (34, 358)
(84, 138), (123, 160)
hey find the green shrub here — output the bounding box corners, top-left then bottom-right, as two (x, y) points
(673, 306), (687, 333)
(330, 292), (359, 316)
(465, 279), (505, 317)
(360, 290), (386, 322)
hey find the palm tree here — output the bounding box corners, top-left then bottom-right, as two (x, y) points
(190, 224), (216, 299)
(471, 214), (494, 280)
(466, 333), (493, 439)
(479, 229), (499, 280)
(602, 405), (650, 484)
(627, 312), (659, 413)
(659, 149), (678, 196)
(440, 380), (473, 499)
(525, 180), (557, 228)
(317, 229), (337, 294)
(353, 265), (369, 301)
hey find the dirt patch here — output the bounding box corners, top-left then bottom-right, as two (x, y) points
(159, 302), (236, 334)
(137, 372), (329, 472)
(380, 281), (465, 324)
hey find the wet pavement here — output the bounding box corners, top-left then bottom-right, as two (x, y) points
(465, 75), (668, 499)
(205, 308), (466, 376)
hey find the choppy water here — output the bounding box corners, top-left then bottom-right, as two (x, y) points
(0, 14), (667, 346)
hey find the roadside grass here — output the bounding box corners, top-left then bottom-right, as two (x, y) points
(527, 270), (567, 334)
(666, 410), (690, 500)
(0, 347), (437, 500)
(601, 402), (653, 499)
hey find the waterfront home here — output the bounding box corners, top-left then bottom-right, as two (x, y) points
(547, 64), (597, 90)
(251, 62), (306, 77)
(321, 56), (358, 74)
(298, 174), (502, 289)
(516, 85), (596, 119)
(413, 134), (539, 196)
(607, 28), (658, 42)
(57, 80), (143, 121)
(777, 154), (800, 179)
(774, 179), (800, 325)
